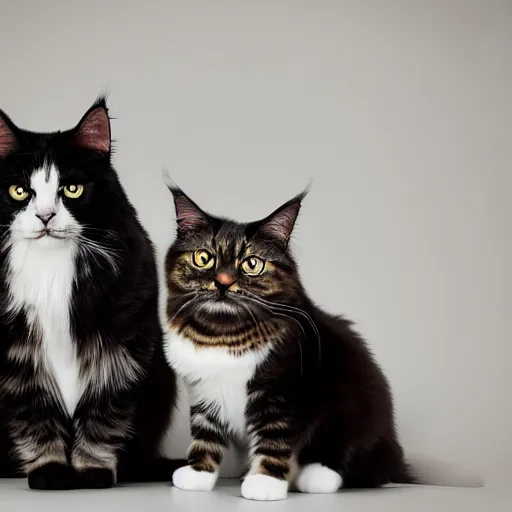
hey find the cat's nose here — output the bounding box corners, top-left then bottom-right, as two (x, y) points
(215, 272), (236, 294)
(36, 212), (56, 226)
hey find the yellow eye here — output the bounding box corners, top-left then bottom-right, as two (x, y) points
(9, 185), (29, 201)
(193, 250), (215, 269)
(241, 256), (265, 276)
(63, 184), (84, 199)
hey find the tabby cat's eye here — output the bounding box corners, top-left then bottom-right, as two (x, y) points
(63, 184), (84, 199)
(9, 185), (29, 201)
(193, 249), (215, 269)
(241, 256), (265, 276)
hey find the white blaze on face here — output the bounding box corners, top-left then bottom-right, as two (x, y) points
(9, 164), (81, 243)
(31, 166), (59, 217)
(6, 163), (83, 416)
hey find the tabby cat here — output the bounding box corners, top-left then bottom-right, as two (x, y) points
(0, 99), (184, 489)
(163, 185), (481, 501)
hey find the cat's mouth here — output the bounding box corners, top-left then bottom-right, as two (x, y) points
(170, 290), (268, 325)
(32, 229), (70, 240)
(198, 295), (241, 314)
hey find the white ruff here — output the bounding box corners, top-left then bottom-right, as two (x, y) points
(165, 329), (270, 437)
(5, 166), (82, 417)
(7, 238), (80, 416)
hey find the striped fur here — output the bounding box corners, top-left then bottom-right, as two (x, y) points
(0, 99), (182, 489)
(164, 186), (481, 501)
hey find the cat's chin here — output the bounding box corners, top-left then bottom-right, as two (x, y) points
(20, 232), (74, 250)
(198, 299), (241, 316)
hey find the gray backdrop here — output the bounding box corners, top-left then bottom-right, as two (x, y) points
(0, 0), (510, 480)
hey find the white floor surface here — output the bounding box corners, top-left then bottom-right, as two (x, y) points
(1, 474), (509, 512)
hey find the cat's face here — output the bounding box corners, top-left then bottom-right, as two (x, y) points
(0, 100), (112, 249)
(165, 187), (305, 334)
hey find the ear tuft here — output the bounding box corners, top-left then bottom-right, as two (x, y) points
(166, 180), (210, 235)
(258, 189), (308, 245)
(74, 98), (111, 153)
(0, 111), (18, 158)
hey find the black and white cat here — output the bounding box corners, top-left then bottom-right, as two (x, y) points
(0, 99), (184, 489)
(163, 185), (482, 501)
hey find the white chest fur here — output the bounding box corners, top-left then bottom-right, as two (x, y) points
(6, 238), (81, 416)
(165, 330), (269, 437)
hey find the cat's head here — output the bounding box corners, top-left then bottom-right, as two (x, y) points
(0, 98), (117, 249)
(165, 185), (307, 335)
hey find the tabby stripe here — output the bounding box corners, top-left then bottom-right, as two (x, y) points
(189, 437), (224, 453)
(249, 454), (291, 480)
(188, 436), (225, 472)
(256, 420), (290, 432)
(191, 337), (263, 351)
(189, 446), (223, 466)
(247, 409), (292, 425)
(260, 458), (290, 480)
(185, 317), (250, 338)
(190, 425), (229, 446)
(249, 428), (295, 442)
(254, 444), (293, 458)
(247, 418), (294, 433)
(191, 459), (218, 473)
(186, 315), (254, 336)
(183, 329), (255, 348)
(190, 411), (225, 432)
(190, 408), (228, 441)
(190, 403), (219, 417)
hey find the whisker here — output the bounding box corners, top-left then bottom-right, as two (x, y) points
(241, 298), (304, 375)
(238, 301), (269, 346)
(166, 293), (201, 328)
(247, 293), (321, 344)
(80, 225), (120, 240)
(272, 311), (304, 376)
(74, 233), (120, 274)
(240, 291), (321, 363)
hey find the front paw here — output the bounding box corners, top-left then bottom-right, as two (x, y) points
(241, 474), (288, 501)
(28, 462), (79, 491)
(77, 467), (116, 489)
(172, 465), (218, 491)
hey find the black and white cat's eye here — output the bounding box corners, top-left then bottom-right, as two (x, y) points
(60, 184), (84, 199)
(193, 249), (215, 269)
(8, 185), (29, 201)
(0, 97), (185, 490)
(241, 256), (265, 276)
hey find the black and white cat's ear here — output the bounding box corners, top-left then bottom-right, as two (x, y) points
(73, 97), (111, 153)
(165, 178), (210, 235)
(257, 190), (308, 245)
(0, 110), (19, 158)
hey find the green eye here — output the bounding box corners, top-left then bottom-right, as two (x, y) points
(193, 250), (215, 269)
(62, 184), (84, 199)
(9, 185), (29, 201)
(241, 256), (265, 276)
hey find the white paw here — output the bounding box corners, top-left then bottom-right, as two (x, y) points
(172, 465), (218, 491)
(295, 463), (342, 493)
(241, 474), (288, 501)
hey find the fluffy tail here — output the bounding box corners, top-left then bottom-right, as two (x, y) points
(405, 452), (484, 488)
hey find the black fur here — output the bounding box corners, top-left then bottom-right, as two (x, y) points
(165, 185), (412, 491)
(0, 99), (185, 489)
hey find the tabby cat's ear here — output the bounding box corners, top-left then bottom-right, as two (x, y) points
(167, 183), (210, 235)
(73, 97), (111, 153)
(0, 110), (19, 159)
(257, 190), (308, 246)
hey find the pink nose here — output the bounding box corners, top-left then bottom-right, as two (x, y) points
(216, 272), (235, 286)
(36, 212), (56, 226)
